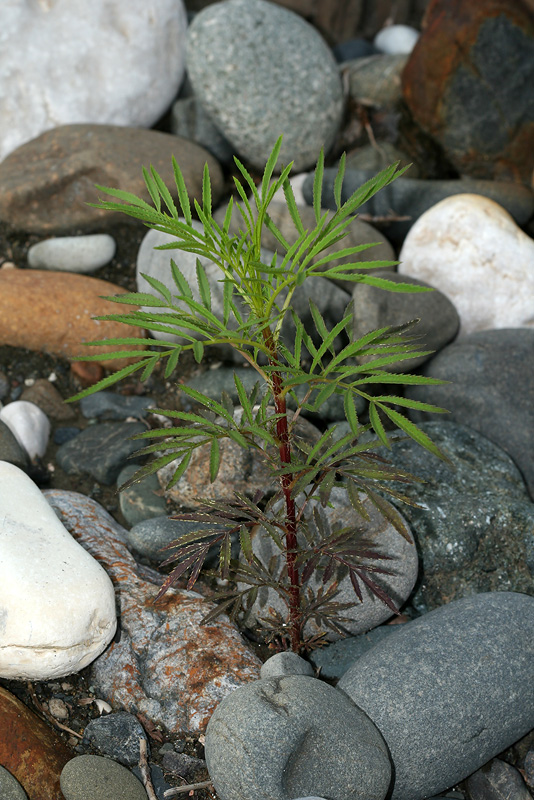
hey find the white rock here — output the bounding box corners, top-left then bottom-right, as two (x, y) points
(0, 461), (117, 679)
(28, 234), (116, 273)
(0, 0), (188, 163)
(374, 24), (420, 55)
(398, 194), (534, 336)
(0, 400), (50, 460)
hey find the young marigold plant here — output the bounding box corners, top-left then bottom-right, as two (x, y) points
(69, 137), (448, 652)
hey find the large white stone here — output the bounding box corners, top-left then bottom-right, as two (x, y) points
(399, 194), (534, 336)
(0, 461), (116, 679)
(28, 234), (116, 273)
(0, 400), (50, 460)
(0, 0), (188, 163)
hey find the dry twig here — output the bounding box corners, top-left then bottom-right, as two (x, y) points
(138, 736), (158, 800)
(163, 780), (214, 797)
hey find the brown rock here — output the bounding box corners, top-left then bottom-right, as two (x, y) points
(0, 124), (224, 234)
(44, 490), (262, 735)
(402, 0), (534, 184)
(0, 686), (72, 800)
(0, 268), (145, 367)
(20, 378), (76, 421)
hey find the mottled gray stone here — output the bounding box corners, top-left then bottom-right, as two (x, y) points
(80, 391), (155, 420)
(352, 271), (459, 372)
(405, 330), (534, 500)
(125, 515), (199, 562)
(171, 96), (234, 163)
(186, 0), (344, 171)
(338, 592), (534, 800)
(260, 652), (314, 679)
(466, 758), (532, 800)
(60, 755), (147, 800)
(305, 170), (534, 244)
(160, 751), (206, 782)
(81, 711), (149, 767)
(309, 623), (402, 679)
(345, 54), (408, 106)
(0, 766), (28, 800)
(0, 419), (30, 471)
(205, 675), (391, 800)
(117, 464), (167, 528)
(370, 421), (534, 614)
(56, 421), (146, 485)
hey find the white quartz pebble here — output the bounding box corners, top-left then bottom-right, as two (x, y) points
(374, 24), (420, 55)
(0, 400), (50, 460)
(0, 461), (117, 679)
(28, 234), (117, 273)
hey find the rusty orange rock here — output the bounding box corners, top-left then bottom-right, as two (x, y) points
(0, 686), (72, 800)
(0, 268), (145, 367)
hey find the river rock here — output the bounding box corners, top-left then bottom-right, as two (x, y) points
(186, 0), (344, 171)
(338, 592), (534, 800)
(56, 421), (146, 485)
(0, 420), (30, 471)
(27, 234), (116, 273)
(260, 652), (315, 680)
(0, 400), (50, 460)
(352, 271), (459, 372)
(0, 462), (117, 679)
(0, 268), (146, 366)
(344, 54), (408, 107)
(124, 515), (200, 562)
(0, 0), (187, 164)
(20, 378), (76, 421)
(81, 712), (149, 767)
(0, 767), (27, 800)
(0, 125), (223, 234)
(345, 143), (419, 178)
(405, 329), (534, 500)
(374, 25), (419, 55)
(466, 758), (532, 800)
(241, 487), (417, 640)
(60, 755), (147, 800)
(171, 96), (235, 164)
(44, 490), (261, 734)
(0, 686), (72, 800)
(402, 0), (534, 184)
(205, 675), (391, 800)
(117, 463), (167, 528)
(305, 170), (534, 244)
(80, 390), (155, 420)
(399, 194), (534, 335)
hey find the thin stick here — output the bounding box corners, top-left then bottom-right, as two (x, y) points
(163, 781), (213, 797)
(26, 681), (83, 739)
(138, 737), (158, 800)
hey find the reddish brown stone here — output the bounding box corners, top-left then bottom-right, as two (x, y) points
(69, 361), (105, 388)
(0, 268), (145, 367)
(0, 686), (72, 800)
(402, 0), (534, 184)
(0, 124), (224, 234)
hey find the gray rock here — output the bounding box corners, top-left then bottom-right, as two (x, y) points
(0, 766), (28, 800)
(309, 623), (402, 679)
(338, 592), (534, 800)
(80, 391), (155, 420)
(405, 329), (534, 500)
(345, 143), (419, 178)
(20, 378), (76, 421)
(0, 370), (9, 400)
(260, 652), (314, 679)
(240, 486), (417, 640)
(60, 755), (148, 800)
(334, 37), (378, 62)
(186, 0), (344, 171)
(117, 465), (167, 529)
(125, 515), (200, 562)
(171, 96), (235, 164)
(81, 711), (149, 767)
(27, 234), (116, 273)
(304, 170), (534, 244)
(352, 271), (460, 372)
(370, 421), (534, 614)
(205, 675), (391, 800)
(56, 421), (146, 485)
(160, 751), (206, 782)
(0, 419), (30, 471)
(344, 54), (408, 107)
(466, 758), (532, 800)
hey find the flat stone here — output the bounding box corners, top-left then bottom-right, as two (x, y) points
(466, 758), (532, 800)
(28, 234), (116, 273)
(0, 400), (50, 460)
(124, 515), (200, 562)
(80, 391), (155, 420)
(186, 0), (344, 171)
(0, 0), (187, 163)
(44, 490), (261, 735)
(0, 125), (223, 234)
(398, 194), (534, 336)
(60, 755), (147, 800)
(206, 675), (391, 800)
(338, 592), (534, 800)
(0, 766), (28, 800)
(306, 170), (534, 245)
(160, 751), (206, 782)
(117, 463), (167, 528)
(0, 462), (117, 679)
(0, 268), (146, 367)
(81, 712), (149, 767)
(20, 378), (76, 421)
(402, 0), (534, 184)
(241, 487), (417, 640)
(0, 686), (72, 800)
(352, 271), (460, 372)
(56, 421), (146, 485)
(405, 329), (534, 500)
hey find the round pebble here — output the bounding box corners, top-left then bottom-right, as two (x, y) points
(374, 24), (419, 54)
(60, 755), (148, 800)
(0, 400), (50, 460)
(0, 766), (28, 800)
(27, 234), (116, 273)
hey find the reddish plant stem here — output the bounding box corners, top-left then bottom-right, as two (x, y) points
(264, 330), (301, 652)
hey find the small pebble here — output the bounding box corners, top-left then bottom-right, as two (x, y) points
(0, 400), (50, 459)
(260, 651), (315, 679)
(48, 698), (69, 720)
(374, 24), (419, 54)
(27, 234), (116, 273)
